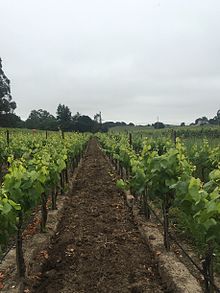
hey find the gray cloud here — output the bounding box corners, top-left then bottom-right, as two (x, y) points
(1, 0), (220, 124)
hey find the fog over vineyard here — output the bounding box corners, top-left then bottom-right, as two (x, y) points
(1, 0), (220, 124)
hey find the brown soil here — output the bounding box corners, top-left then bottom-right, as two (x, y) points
(29, 138), (167, 293)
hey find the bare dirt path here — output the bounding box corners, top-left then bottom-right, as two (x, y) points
(30, 138), (166, 293)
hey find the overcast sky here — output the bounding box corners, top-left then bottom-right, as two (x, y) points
(1, 0), (220, 124)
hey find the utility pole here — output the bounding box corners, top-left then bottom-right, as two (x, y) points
(99, 111), (102, 125)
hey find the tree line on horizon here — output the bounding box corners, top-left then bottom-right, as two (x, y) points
(24, 106), (133, 132)
(0, 58), (134, 132)
(0, 57), (220, 131)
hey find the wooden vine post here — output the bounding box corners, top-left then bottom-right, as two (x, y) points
(6, 130), (10, 168)
(40, 192), (48, 232)
(51, 187), (57, 210)
(129, 133), (132, 147)
(16, 211), (26, 278)
(60, 172), (65, 194)
(171, 129), (177, 146)
(202, 242), (215, 293)
(65, 160), (68, 184)
(6, 129), (10, 146)
(143, 188), (150, 220)
(162, 193), (171, 251)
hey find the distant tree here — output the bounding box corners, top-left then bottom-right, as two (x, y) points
(195, 116), (209, 126)
(100, 121), (130, 132)
(0, 58), (22, 128)
(180, 122), (185, 127)
(0, 113), (23, 128)
(194, 109), (220, 126)
(0, 58), (17, 114)
(73, 115), (95, 132)
(56, 104), (72, 131)
(93, 112), (102, 132)
(209, 118), (217, 125)
(74, 112), (81, 119)
(214, 109), (220, 125)
(153, 121), (165, 129)
(26, 109), (57, 130)
(128, 122), (135, 126)
(101, 122), (115, 131)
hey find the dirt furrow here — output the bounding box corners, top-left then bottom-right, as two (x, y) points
(30, 138), (166, 293)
